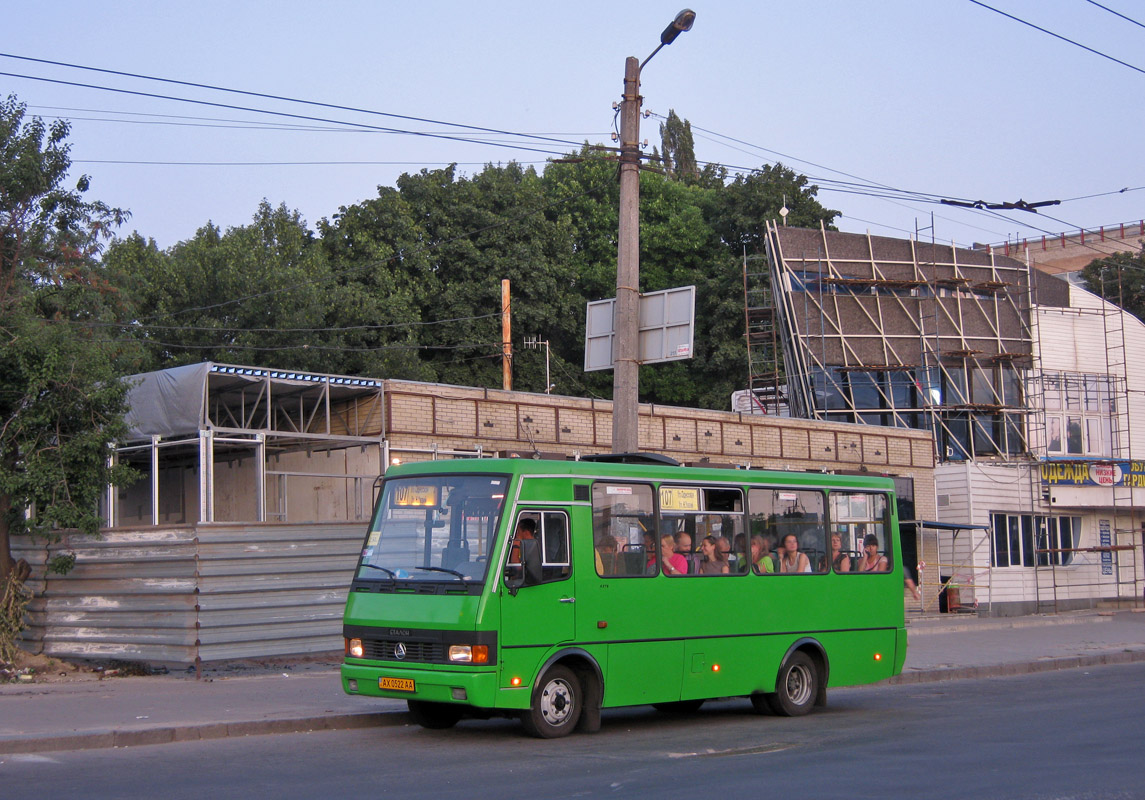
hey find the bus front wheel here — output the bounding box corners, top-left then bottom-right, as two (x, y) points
(763, 651), (818, 717)
(407, 699), (464, 729)
(521, 665), (582, 738)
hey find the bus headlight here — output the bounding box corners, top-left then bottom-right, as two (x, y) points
(347, 638), (364, 658)
(448, 644), (489, 664)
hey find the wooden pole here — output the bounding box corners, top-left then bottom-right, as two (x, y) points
(502, 279), (512, 391)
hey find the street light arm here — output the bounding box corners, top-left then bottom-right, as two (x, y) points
(640, 9), (696, 70)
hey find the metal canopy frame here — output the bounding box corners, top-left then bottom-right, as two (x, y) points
(110, 363), (386, 525)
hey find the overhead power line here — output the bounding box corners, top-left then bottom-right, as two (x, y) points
(0, 70), (577, 158)
(1084, 0), (1145, 31)
(966, 0), (1145, 77)
(0, 52), (583, 149)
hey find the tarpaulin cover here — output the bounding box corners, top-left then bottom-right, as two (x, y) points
(123, 362), (215, 439)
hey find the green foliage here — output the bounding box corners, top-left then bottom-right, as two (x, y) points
(46, 551), (76, 575)
(106, 201), (356, 374)
(0, 95), (135, 581)
(658, 109), (699, 181)
(102, 117), (839, 412)
(1080, 249), (1145, 323)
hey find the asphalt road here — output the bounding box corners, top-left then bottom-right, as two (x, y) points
(3, 663), (1142, 800)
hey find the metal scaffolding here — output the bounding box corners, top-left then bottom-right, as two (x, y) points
(764, 221), (1036, 462)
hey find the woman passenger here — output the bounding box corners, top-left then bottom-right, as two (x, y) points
(661, 534), (688, 576)
(777, 533), (811, 574)
(698, 535), (729, 575)
(820, 533), (851, 573)
(857, 533), (889, 572)
(750, 534), (775, 574)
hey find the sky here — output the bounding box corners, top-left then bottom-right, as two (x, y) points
(4, 0), (1144, 252)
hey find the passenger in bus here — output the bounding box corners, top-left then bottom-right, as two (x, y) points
(660, 534), (688, 576)
(857, 533), (889, 572)
(820, 533), (852, 573)
(733, 533), (747, 557)
(595, 535), (618, 574)
(643, 531), (658, 574)
(698, 536), (730, 575)
(716, 535), (733, 565)
(777, 533), (811, 574)
(750, 534), (775, 573)
(674, 532), (692, 556)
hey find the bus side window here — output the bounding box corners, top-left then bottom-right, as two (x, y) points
(830, 491), (892, 574)
(748, 487), (826, 575)
(507, 510), (570, 584)
(540, 511), (571, 582)
(592, 483), (655, 578)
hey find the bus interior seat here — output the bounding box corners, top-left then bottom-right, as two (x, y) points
(440, 544), (470, 571)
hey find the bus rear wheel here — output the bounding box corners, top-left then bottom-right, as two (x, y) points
(407, 699), (464, 729)
(521, 665), (582, 738)
(766, 651), (818, 717)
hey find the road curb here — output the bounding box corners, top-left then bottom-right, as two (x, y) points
(6, 653), (1145, 755)
(0, 712), (406, 756)
(886, 649), (1145, 685)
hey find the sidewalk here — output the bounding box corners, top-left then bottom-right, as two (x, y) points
(2, 609), (1143, 754)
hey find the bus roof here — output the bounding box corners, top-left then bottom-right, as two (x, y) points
(383, 457), (897, 491)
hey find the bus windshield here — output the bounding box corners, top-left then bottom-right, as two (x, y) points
(354, 473), (509, 585)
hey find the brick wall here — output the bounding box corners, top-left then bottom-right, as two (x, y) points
(381, 380), (936, 520)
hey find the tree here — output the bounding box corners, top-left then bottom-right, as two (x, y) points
(658, 109), (699, 182)
(107, 201), (367, 375)
(1080, 248), (1145, 323)
(0, 95), (135, 584)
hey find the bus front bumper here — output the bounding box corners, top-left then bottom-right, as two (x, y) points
(342, 661), (508, 708)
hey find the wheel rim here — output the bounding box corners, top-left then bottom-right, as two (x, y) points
(539, 677), (574, 727)
(785, 663), (814, 706)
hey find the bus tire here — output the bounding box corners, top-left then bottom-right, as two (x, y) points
(748, 693), (774, 715)
(521, 665), (582, 738)
(652, 700), (705, 713)
(407, 699), (463, 730)
(768, 651), (818, 717)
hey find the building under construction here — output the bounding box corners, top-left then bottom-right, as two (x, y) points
(756, 222), (1144, 616)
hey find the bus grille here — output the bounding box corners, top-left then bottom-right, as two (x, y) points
(362, 638), (446, 663)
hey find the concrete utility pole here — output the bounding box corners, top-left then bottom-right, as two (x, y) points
(611, 9), (695, 454)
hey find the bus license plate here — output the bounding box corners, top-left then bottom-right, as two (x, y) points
(379, 676), (415, 692)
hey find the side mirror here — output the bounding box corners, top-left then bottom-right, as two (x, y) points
(505, 538), (543, 596)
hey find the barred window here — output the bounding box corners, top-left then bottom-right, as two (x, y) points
(991, 513), (1078, 567)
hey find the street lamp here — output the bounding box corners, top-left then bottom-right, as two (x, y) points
(612, 8), (695, 454)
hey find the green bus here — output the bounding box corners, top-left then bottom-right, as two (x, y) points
(341, 454), (906, 737)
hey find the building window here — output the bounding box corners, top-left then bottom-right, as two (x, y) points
(1043, 372), (1112, 457)
(991, 513), (1078, 567)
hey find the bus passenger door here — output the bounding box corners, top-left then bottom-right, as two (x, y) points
(500, 510), (575, 649)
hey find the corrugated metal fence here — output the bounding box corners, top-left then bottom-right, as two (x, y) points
(14, 522), (363, 665)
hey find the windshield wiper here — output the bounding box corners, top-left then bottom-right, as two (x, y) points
(415, 566), (470, 584)
(358, 563), (397, 586)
